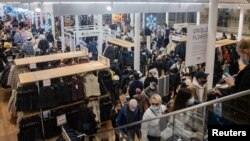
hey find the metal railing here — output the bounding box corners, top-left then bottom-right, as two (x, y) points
(78, 89), (250, 140)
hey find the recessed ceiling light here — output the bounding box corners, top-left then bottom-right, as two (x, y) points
(106, 6), (112, 11)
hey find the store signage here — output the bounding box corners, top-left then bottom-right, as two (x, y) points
(76, 29), (100, 37)
(185, 24), (208, 67)
(43, 79), (51, 87)
(29, 63), (37, 69)
(112, 14), (122, 23)
(56, 114), (67, 126)
(0, 4), (4, 17)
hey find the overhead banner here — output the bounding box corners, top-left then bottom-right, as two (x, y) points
(0, 4), (4, 17)
(76, 29), (100, 37)
(185, 24), (208, 67)
(112, 14), (122, 23)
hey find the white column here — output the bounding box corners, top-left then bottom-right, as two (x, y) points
(75, 15), (80, 45)
(134, 13), (141, 71)
(205, 0), (219, 90)
(142, 13), (145, 30)
(166, 12), (169, 26)
(238, 7), (244, 41)
(196, 11), (201, 25)
(35, 12), (38, 29)
(40, 2), (44, 28)
(130, 13), (134, 27)
(98, 14), (103, 55)
(40, 12), (44, 28)
(51, 14), (55, 41)
(147, 36), (151, 50)
(61, 16), (65, 52)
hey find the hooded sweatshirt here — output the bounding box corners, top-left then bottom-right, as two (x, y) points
(188, 77), (207, 103)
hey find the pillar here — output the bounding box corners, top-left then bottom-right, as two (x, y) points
(98, 14), (103, 55)
(196, 11), (201, 25)
(130, 13), (134, 27)
(237, 7), (244, 41)
(142, 13), (145, 30)
(166, 12), (169, 26)
(35, 12), (38, 29)
(51, 14), (55, 41)
(205, 0), (218, 89)
(147, 36), (151, 50)
(134, 13), (141, 71)
(75, 15), (80, 45)
(61, 16), (65, 52)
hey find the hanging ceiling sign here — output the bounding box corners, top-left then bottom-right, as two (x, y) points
(76, 29), (100, 37)
(185, 24), (208, 67)
(112, 14), (122, 23)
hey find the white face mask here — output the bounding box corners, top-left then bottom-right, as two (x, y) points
(187, 97), (195, 106)
(151, 105), (160, 111)
(129, 107), (136, 112)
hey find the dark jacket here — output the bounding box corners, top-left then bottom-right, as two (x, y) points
(128, 80), (143, 98)
(71, 77), (85, 101)
(232, 63), (250, 93)
(22, 41), (35, 55)
(38, 39), (49, 54)
(78, 106), (97, 134)
(46, 33), (54, 43)
(116, 104), (141, 134)
(144, 77), (158, 89)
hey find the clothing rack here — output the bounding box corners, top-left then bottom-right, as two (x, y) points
(14, 48), (88, 66)
(16, 55), (110, 140)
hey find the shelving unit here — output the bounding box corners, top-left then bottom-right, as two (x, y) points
(106, 38), (134, 48)
(14, 48), (88, 66)
(19, 59), (109, 84)
(215, 39), (238, 48)
(16, 55), (110, 140)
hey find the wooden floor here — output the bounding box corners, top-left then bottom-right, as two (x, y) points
(0, 87), (17, 141)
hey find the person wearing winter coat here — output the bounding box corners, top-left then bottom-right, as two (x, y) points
(110, 101), (122, 141)
(116, 99), (142, 141)
(141, 94), (166, 141)
(144, 82), (158, 99)
(188, 71), (208, 103)
(22, 37), (35, 56)
(144, 71), (158, 89)
(160, 88), (203, 141)
(133, 88), (150, 117)
(38, 34), (50, 55)
(128, 72), (143, 99)
(78, 99), (97, 141)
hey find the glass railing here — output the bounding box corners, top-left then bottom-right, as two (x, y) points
(75, 89), (250, 141)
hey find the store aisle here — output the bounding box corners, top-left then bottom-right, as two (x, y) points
(0, 87), (17, 141)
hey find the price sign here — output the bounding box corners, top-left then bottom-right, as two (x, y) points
(43, 79), (51, 87)
(56, 114), (67, 126)
(7, 56), (13, 62)
(29, 63), (37, 69)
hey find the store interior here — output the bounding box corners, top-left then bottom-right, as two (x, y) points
(0, 0), (250, 141)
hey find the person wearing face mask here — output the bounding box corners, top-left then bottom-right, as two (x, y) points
(110, 101), (122, 141)
(224, 39), (250, 96)
(144, 82), (158, 99)
(141, 94), (166, 141)
(188, 71), (208, 103)
(116, 99), (141, 141)
(160, 88), (203, 141)
(144, 72), (158, 89)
